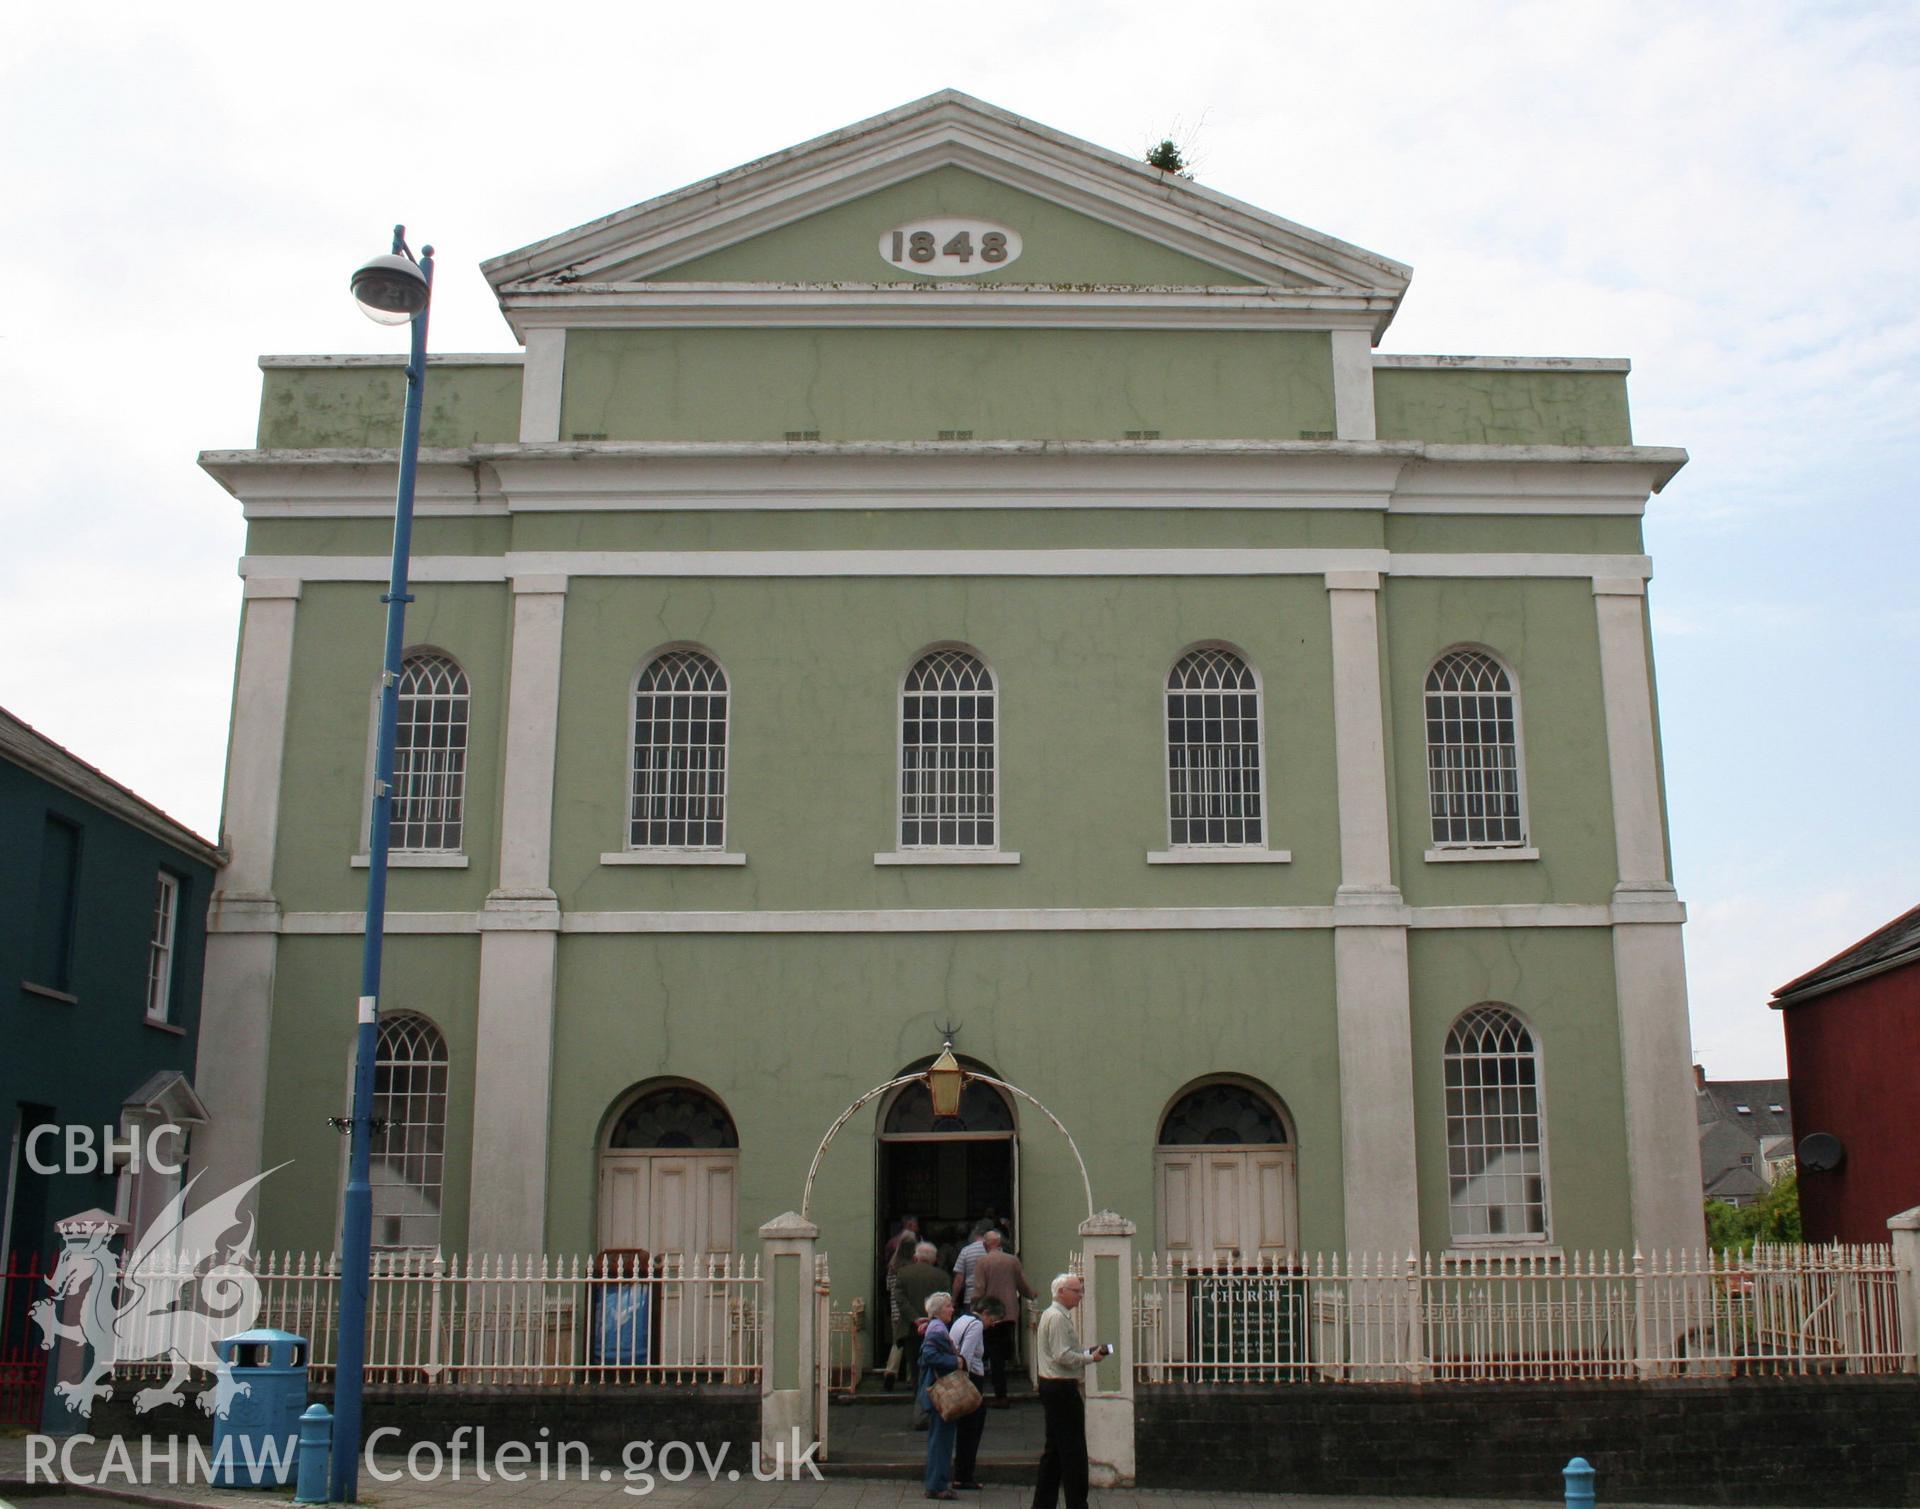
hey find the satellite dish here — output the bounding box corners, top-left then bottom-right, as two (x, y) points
(1797, 1132), (1845, 1173)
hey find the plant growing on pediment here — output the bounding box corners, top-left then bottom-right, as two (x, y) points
(1145, 138), (1194, 177)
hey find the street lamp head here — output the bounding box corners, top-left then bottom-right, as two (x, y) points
(350, 252), (430, 325)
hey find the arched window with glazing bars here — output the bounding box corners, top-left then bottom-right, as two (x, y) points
(1424, 649), (1526, 847)
(1166, 648), (1264, 847)
(391, 652), (469, 852)
(900, 650), (996, 849)
(631, 650), (730, 850)
(369, 1012), (449, 1251)
(1444, 1005), (1549, 1241)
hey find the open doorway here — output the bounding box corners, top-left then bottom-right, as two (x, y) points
(873, 1056), (1015, 1365)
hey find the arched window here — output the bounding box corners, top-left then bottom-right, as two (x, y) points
(606, 1084), (739, 1149)
(900, 650), (996, 849)
(391, 652), (469, 852)
(1157, 1080), (1290, 1146)
(370, 1012), (449, 1250)
(631, 651), (729, 850)
(1424, 649), (1526, 847)
(1444, 1006), (1549, 1241)
(1166, 649), (1264, 847)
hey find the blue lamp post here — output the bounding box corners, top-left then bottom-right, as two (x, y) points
(331, 226), (433, 1502)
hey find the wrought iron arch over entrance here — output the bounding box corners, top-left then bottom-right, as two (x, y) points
(1154, 1076), (1298, 1259)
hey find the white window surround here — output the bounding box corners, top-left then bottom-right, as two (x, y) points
(895, 646), (1002, 857)
(1423, 645), (1531, 852)
(359, 648), (471, 862)
(1165, 646), (1269, 851)
(1147, 848), (1291, 864)
(1425, 846), (1540, 864)
(602, 849), (746, 866)
(1440, 1245), (1565, 1264)
(875, 849), (1020, 866)
(146, 873), (179, 1024)
(1444, 1004), (1552, 1245)
(628, 648), (731, 853)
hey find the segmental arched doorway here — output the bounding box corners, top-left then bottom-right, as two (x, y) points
(1153, 1076), (1298, 1262)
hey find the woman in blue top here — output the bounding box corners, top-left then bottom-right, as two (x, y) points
(917, 1291), (962, 1499)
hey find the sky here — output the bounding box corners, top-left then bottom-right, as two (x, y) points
(2, 1), (1913, 1077)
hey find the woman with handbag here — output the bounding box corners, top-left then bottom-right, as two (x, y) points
(949, 1297), (999, 1488)
(917, 1291), (976, 1500)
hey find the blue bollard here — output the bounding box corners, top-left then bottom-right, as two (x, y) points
(1563, 1455), (1596, 1507)
(294, 1403), (333, 1504)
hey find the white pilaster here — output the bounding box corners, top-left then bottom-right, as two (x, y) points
(497, 576), (568, 894)
(519, 329), (566, 443)
(1594, 578), (1703, 1254)
(191, 581), (300, 1214)
(1077, 1211), (1136, 1487)
(1593, 580), (1668, 891)
(221, 580), (301, 898)
(1324, 572), (1421, 1261)
(1326, 572), (1395, 895)
(467, 574), (568, 1254)
(1330, 330), (1378, 441)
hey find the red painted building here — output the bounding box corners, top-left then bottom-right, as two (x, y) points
(1771, 904), (1920, 1244)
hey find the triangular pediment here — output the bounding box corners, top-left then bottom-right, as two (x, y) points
(483, 92), (1410, 336)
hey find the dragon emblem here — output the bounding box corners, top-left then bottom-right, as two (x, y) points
(32, 1165), (284, 1419)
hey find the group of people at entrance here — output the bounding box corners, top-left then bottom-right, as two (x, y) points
(885, 1216), (1109, 1507)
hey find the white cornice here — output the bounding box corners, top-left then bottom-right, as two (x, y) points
(232, 547), (1652, 583)
(479, 92), (1411, 339)
(1375, 354), (1631, 373)
(246, 899), (1651, 936)
(258, 353), (524, 369)
(497, 283), (1394, 337)
(199, 439), (1687, 518)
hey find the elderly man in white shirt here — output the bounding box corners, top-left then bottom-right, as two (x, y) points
(1032, 1273), (1108, 1509)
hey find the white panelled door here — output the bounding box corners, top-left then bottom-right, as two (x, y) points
(599, 1151), (739, 1368)
(1155, 1147), (1297, 1263)
(598, 1152), (737, 1258)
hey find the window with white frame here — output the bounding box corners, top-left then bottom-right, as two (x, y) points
(145, 873), (179, 1023)
(1424, 649), (1526, 847)
(630, 650), (729, 849)
(391, 652), (470, 852)
(370, 1012), (448, 1251)
(900, 650), (996, 849)
(1444, 1005), (1549, 1241)
(1166, 648), (1265, 846)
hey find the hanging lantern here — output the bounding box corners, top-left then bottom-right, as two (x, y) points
(927, 1047), (966, 1120)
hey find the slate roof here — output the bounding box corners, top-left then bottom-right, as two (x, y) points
(1773, 903), (1920, 1007)
(1697, 1076), (1793, 1204)
(0, 705), (220, 866)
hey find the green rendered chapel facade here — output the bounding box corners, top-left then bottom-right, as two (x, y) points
(194, 94), (1701, 1325)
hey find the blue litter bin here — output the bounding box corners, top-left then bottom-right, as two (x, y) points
(210, 1328), (308, 1487)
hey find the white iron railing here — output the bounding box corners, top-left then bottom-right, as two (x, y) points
(1136, 1245), (1908, 1384)
(118, 1250), (761, 1387)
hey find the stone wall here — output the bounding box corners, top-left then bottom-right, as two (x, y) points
(1136, 1378), (1920, 1506)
